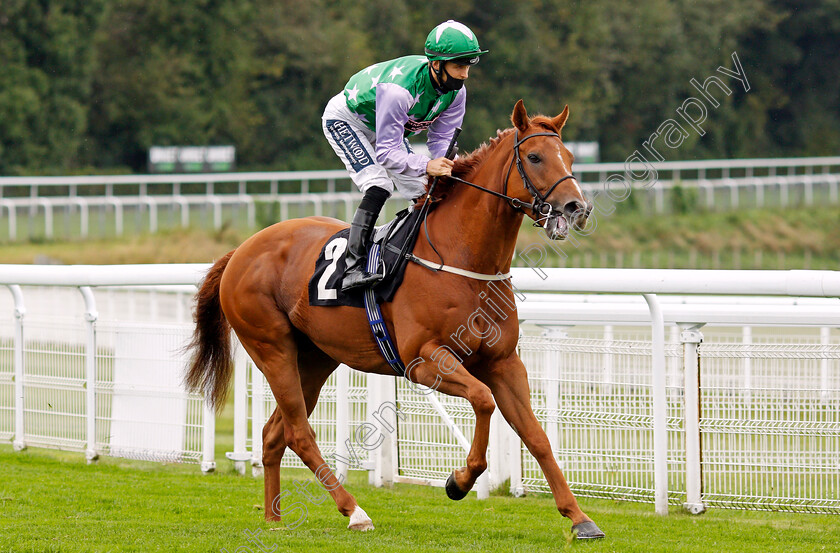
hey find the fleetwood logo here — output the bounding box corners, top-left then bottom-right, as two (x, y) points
(404, 117), (437, 133)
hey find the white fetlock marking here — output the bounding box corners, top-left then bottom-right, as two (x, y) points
(348, 506), (374, 531)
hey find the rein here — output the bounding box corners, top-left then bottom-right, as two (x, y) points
(405, 128), (587, 282)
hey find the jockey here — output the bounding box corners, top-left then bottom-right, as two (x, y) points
(322, 20), (488, 291)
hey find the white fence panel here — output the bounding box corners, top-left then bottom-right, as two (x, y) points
(394, 379), (475, 485)
(517, 333), (684, 504)
(0, 314), (14, 442)
(0, 279), (213, 470)
(246, 363), (374, 477)
(2, 264), (839, 515)
(698, 337), (840, 512)
(21, 316), (88, 451)
(106, 323), (191, 462)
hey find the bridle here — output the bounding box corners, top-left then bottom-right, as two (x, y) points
(400, 127), (592, 279)
(446, 129), (592, 225)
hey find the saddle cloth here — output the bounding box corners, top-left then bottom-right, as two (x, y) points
(308, 207), (424, 307)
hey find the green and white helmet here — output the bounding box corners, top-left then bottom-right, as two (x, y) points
(424, 20), (488, 65)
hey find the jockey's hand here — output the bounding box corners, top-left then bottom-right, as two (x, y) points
(426, 157), (455, 177)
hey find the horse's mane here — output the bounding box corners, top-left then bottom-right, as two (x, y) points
(426, 116), (559, 197)
(451, 129), (513, 179)
(422, 128), (512, 197)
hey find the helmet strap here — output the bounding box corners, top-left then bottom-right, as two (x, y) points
(430, 61), (464, 94)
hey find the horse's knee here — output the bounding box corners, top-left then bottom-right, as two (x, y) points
(471, 387), (495, 418)
(526, 434), (553, 460)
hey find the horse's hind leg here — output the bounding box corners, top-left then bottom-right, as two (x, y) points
(262, 406), (286, 521)
(238, 318), (372, 530)
(262, 349), (337, 522)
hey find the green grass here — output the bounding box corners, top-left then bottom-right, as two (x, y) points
(515, 203), (840, 270)
(2, 203), (840, 270)
(1, 394), (838, 552)
(1, 445), (839, 553)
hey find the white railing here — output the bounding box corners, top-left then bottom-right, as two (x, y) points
(0, 265), (214, 470)
(1, 175), (837, 242)
(2, 157), (840, 243)
(0, 192), (401, 242)
(1, 264), (838, 515)
(0, 170), (352, 198)
(516, 269), (838, 515)
(237, 268), (839, 515)
(2, 157), (838, 198)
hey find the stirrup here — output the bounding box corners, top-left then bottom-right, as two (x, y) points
(341, 269), (383, 292)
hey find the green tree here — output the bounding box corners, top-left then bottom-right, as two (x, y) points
(0, 0), (104, 174)
(1, 0), (838, 174)
(737, 0), (840, 156)
(88, 0), (264, 169)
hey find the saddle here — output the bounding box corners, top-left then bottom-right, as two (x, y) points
(308, 206), (427, 308)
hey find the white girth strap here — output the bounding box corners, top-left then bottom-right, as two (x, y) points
(409, 254), (512, 281)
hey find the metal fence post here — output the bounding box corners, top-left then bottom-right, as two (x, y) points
(603, 325), (614, 395)
(541, 326), (564, 457)
(509, 328), (525, 497)
(755, 177), (764, 207)
(821, 327), (831, 402)
(251, 366), (266, 477)
(643, 293), (668, 515)
(805, 167), (814, 205)
(743, 326), (753, 405)
(655, 186), (665, 213)
(680, 323), (705, 514)
(79, 286), (99, 464)
(225, 342), (250, 475)
(487, 408), (509, 492)
(41, 199), (54, 239)
(366, 372), (379, 487)
(367, 372), (396, 487)
(335, 364), (350, 483)
(1, 201), (16, 241)
(201, 400), (216, 473)
(9, 285), (26, 451)
(509, 420), (524, 497)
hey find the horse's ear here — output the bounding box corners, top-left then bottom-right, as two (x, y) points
(551, 104), (570, 133)
(511, 99), (529, 132)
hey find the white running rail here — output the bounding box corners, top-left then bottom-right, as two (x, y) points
(1, 265), (838, 516)
(1, 157), (840, 242)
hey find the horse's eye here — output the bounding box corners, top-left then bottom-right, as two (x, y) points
(527, 153), (541, 163)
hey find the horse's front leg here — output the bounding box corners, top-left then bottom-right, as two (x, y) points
(407, 344), (495, 498)
(481, 354), (605, 539)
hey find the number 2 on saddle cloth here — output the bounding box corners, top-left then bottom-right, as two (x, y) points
(307, 206), (428, 377)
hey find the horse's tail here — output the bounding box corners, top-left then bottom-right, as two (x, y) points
(184, 250), (236, 413)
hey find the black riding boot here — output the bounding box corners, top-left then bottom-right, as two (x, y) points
(341, 187), (390, 291)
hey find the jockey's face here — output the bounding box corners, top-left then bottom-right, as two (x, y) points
(431, 60), (471, 83)
(444, 61), (471, 80)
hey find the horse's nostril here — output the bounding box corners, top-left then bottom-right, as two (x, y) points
(563, 200), (585, 218)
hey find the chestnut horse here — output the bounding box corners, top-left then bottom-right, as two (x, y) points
(185, 100), (605, 539)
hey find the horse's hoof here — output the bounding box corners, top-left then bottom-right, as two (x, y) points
(348, 506), (375, 531)
(571, 521), (605, 539)
(445, 472), (469, 501)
